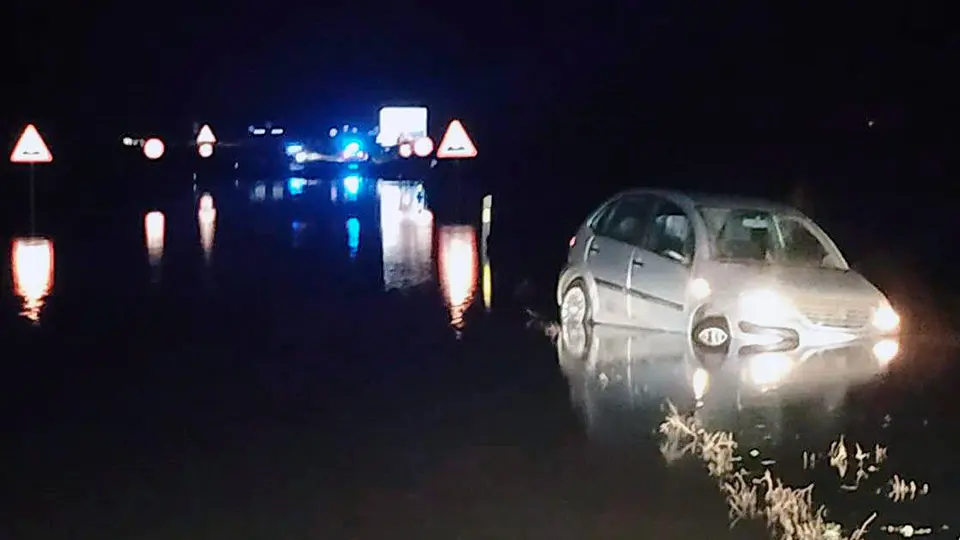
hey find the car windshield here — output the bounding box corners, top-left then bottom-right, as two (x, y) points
(697, 206), (845, 269)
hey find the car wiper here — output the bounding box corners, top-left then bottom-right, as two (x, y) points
(715, 257), (771, 266)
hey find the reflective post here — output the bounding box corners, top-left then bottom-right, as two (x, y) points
(28, 163), (36, 235)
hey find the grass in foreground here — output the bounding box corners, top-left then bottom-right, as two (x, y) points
(658, 403), (938, 540)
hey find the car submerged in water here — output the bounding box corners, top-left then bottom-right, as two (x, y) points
(557, 189), (901, 362)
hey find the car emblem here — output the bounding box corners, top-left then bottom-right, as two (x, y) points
(696, 327), (729, 348)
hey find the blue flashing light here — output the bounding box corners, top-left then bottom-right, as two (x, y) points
(343, 175), (361, 196)
(346, 217), (360, 257)
(288, 177), (307, 195)
(347, 163), (359, 170)
(286, 144), (304, 156)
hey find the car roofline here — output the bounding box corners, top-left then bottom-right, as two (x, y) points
(616, 188), (802, 216)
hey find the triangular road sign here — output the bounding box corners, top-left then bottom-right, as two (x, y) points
(436, 120), (477, 159)
(196, 124), (217, 144)
(10, 124), (53, 164)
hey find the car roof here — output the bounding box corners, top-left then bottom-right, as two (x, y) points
(621, 188), (801, 215)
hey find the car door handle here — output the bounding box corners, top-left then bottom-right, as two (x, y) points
(632, 257), (644, 267)
(588, 244), (600, 255)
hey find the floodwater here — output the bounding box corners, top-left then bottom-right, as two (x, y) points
(1, 172), (958, 539)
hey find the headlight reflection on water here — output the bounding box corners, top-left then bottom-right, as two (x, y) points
(380, 185), (434, 291)
(11, 237), (55, 323)
(251, 182), (266, 202)
(748, 353), (794, 387)
(144, 211), (165, 268)
(438, 226), (478, 331)
(692, 367), (710, 402)
(379, 181), (434, 290)
(198, 193), (216, 263)
(872, 339), (899, 365)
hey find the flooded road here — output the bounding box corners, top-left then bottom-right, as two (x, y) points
(1, 174), (957, 539)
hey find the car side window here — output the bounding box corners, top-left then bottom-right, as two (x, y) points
(595, 196), (654, 246)
(588, 200), (619, 232)
(644, 200), (695, 264)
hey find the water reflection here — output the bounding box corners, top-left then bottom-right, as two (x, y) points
(481, 261), (492, 311)
(346, 217), (360, 258)
(437, 225), (478, 331)
(287, 177), (306, 196)
(379, 181), (434, 291)
(251, 182), (266, 202)
(11, 237), (55, 323)
(198, 193), (216, 264)
(557, 323), (700, 446)
(644, 331), (911, 538)
(291, 220), (307, 248)
(144, 211), (165, 280)
(557, 322), (896, 449)
(342, 175), (361, 202)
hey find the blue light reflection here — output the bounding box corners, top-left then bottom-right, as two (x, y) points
(288, 177), (307, 196)
(343, 175), (361, 196)
(346, 217), (360, 258)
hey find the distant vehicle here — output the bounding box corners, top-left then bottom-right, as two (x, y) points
(556, 189), (901, 360)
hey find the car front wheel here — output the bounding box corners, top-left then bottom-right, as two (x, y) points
(560, 280), (592, 326)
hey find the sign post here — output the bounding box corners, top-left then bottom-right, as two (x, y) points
(436, 120), (478, 220)
(9, 124), (54, 234)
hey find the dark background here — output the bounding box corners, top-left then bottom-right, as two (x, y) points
(5, 1), (958, 328)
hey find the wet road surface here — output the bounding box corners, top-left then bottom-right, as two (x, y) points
(2, 175), (960, 539)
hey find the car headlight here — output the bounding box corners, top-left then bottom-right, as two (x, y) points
(739, 289), (794, 325)
(872, 302), (900, 332)
(688, 278), (711, 301)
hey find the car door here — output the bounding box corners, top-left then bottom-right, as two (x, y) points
(586, 195), (656, 325)
(628, 198), (695, 332)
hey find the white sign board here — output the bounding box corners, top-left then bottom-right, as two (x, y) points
(377, 107), (428, 147)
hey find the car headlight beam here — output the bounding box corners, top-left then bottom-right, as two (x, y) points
(872, 303), (900, 332)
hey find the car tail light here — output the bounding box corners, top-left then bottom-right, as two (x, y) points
(568, 235), (577, 248)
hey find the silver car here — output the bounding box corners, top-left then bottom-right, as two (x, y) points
(556, 189), (901, 359)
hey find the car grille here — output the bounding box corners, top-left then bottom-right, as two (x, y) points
(794, 299), (871, 329)
(803, 347), (873, 371)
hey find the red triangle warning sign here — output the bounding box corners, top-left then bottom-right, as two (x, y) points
(196, 124), (217, 144)
(10, 124), (53, 164)
(436, 120), (477, 159)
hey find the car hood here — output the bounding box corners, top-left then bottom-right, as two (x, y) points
(703, 261), (881, 301)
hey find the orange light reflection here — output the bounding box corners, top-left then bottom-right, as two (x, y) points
(11, 237), (55, 323)
(438, 226), (478, 331)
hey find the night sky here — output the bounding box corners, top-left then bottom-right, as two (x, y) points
(7, 3), (957, 204)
